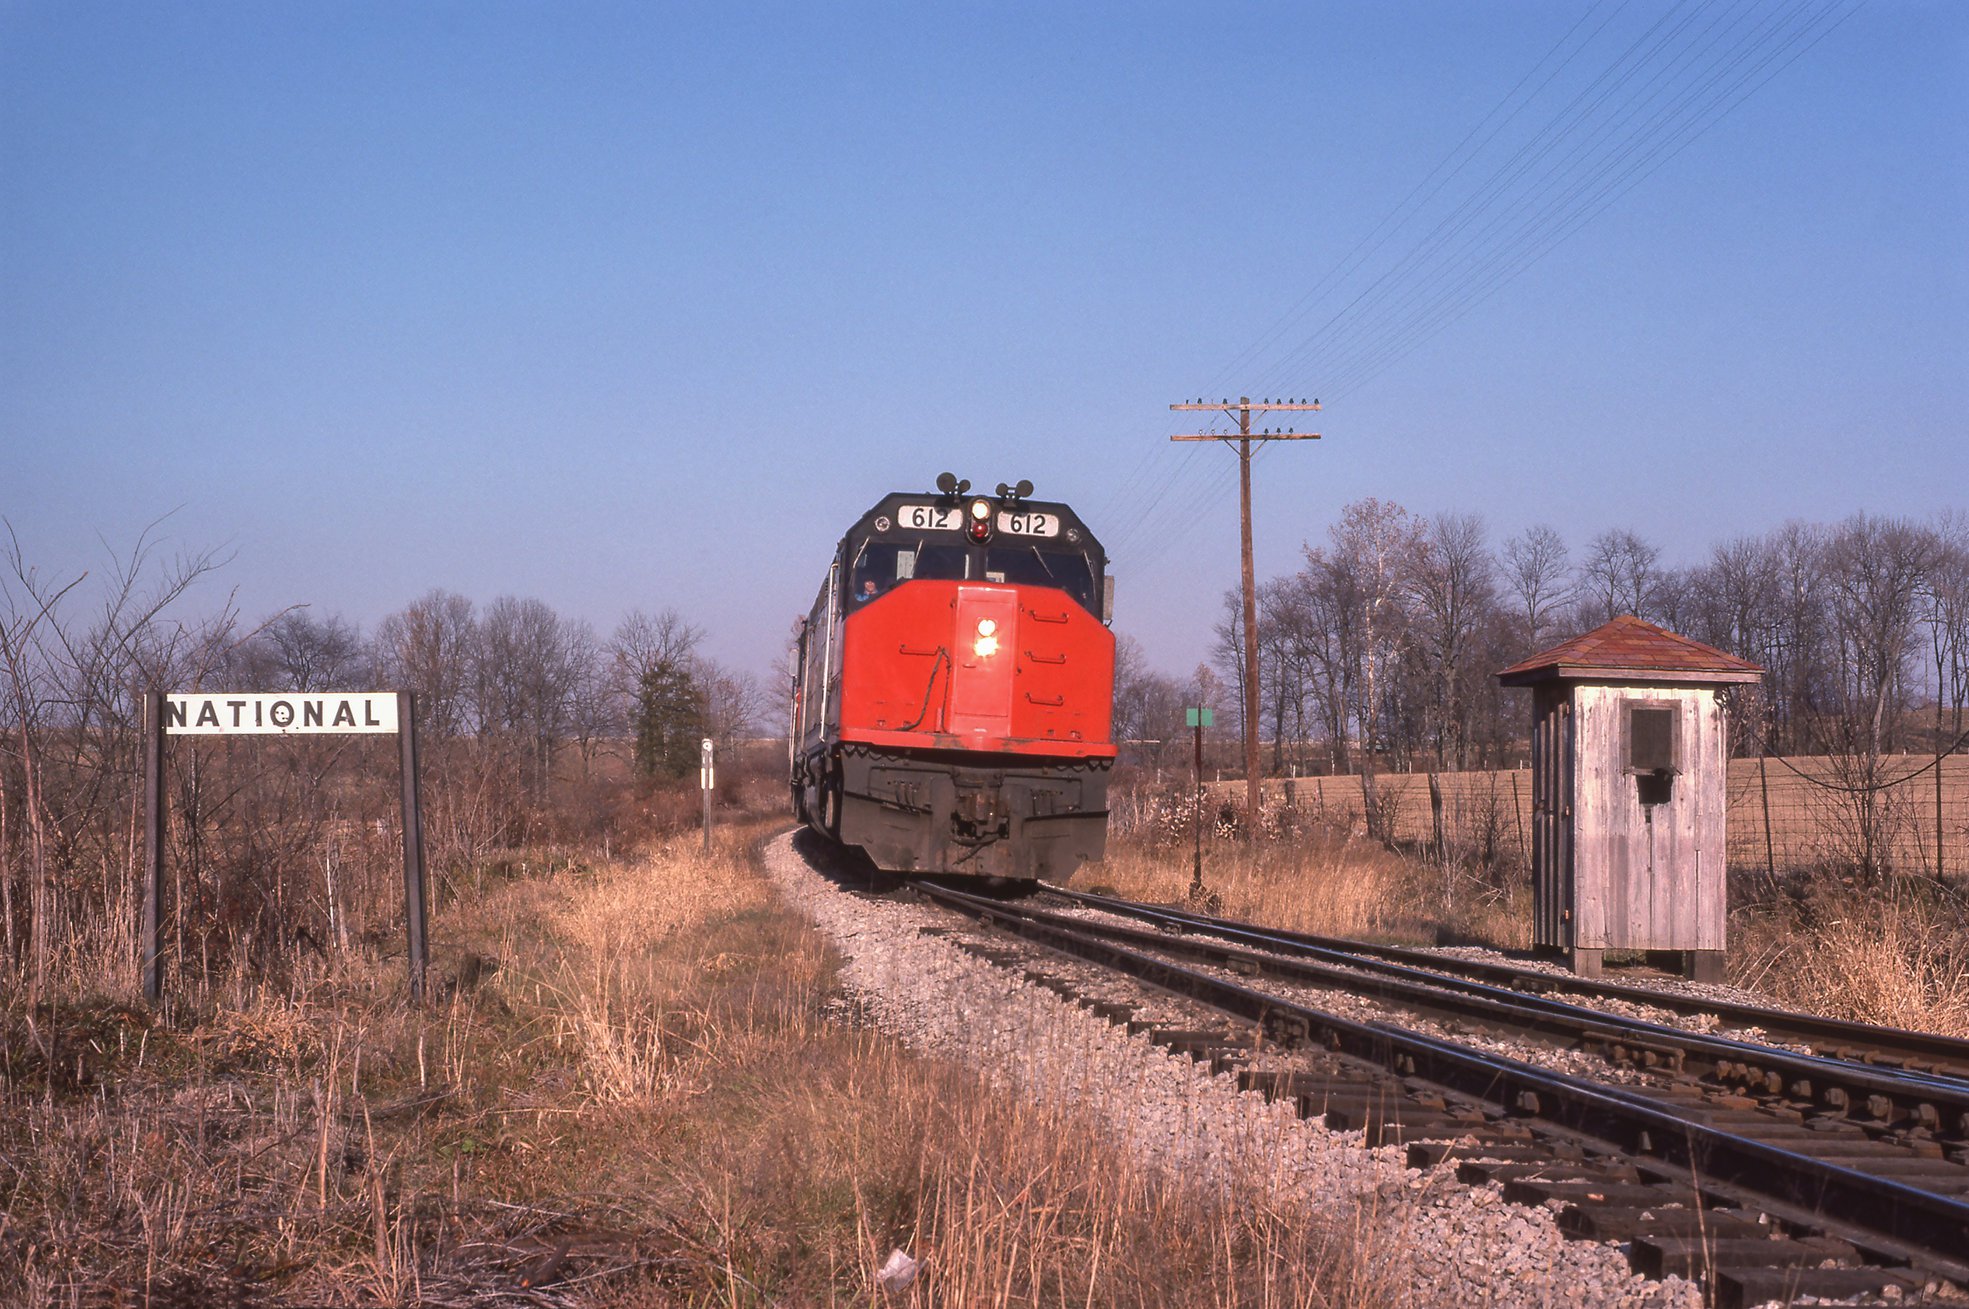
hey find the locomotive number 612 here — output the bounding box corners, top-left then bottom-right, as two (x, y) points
(789, 473), (1116, 881)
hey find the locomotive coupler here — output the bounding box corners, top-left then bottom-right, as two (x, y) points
(952, 788), (1010, 844)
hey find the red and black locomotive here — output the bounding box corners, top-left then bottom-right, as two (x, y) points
(791, 474), (1115, 881)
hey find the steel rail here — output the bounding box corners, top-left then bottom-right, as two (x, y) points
(950, 883), (1969, 1130)
(952, 882), (1969, 1131)
(911, 879), (1969, 1283)
(1044, 884), (1969, 1078)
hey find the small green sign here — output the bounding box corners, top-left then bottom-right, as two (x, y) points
(1185, 707), (1213, 728)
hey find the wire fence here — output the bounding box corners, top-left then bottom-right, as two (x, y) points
(1190, 755), (1969, 879)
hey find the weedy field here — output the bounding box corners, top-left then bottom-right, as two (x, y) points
(8, 780), (1967, 1306)
(1093, 784), (1969, 1039)
(0, 793), (1384, 1308)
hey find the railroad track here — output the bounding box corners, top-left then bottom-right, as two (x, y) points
(903, 877), (1969, 1309)
(1047, 884), (1969, 1083)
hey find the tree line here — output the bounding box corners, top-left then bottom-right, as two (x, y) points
(0, 521), (761, 997)
(1115, 501), (1969, 781)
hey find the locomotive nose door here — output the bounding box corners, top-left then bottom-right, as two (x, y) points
(947, 585), (1018, 743)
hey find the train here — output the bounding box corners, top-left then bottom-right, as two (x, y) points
(790, 474), (1116, 881)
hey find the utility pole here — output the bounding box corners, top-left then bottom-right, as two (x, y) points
(1171, 397), (1321, 828)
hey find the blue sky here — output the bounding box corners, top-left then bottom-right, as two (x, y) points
(4, 2), (1963, 681)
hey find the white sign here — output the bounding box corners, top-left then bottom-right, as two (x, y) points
(896, 503), (961, 531)
(996, 509), (1059, 537)
(700, 737), (716, 790)
(164, 692), (400, 735)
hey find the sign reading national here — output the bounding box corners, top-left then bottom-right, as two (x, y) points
(164, 692), (400, 736)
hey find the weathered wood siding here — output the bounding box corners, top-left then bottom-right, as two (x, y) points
(1530, 683), (1572, 950)
(1569, 684), (1727, 951)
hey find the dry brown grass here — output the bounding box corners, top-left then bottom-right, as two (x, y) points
(1100, 783), (1969, 1039)
(1, 806), (1389, 1307)
(1085, 801), (1532, 952)
(1731, 875), (1969, 1037)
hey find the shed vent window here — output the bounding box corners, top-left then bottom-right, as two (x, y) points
(1628, 707), (1675, 774)
(1624, 703), (1678, 808)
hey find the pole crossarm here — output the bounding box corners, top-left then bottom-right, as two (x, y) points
(1171, 433), (1321, 441)
(1169, 401), (1324, 411)
(1171, 398), (1321, 441)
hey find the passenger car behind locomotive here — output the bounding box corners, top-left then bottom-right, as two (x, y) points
(791, 475), (1115, 880)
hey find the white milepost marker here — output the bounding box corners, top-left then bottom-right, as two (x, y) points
(700, 737), (716, 852)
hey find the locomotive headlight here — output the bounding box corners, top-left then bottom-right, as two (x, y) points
(974, 617), (999, 657)
(967, 497), (994, 543)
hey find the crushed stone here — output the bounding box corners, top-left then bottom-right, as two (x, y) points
(765, 832), (1710, 1309)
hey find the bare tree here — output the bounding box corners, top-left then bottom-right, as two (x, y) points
(0, 518), (229, 995)
(607, 609), (703, 692)
(1579, 528), (1661, 623)
(1329, 498), (1420, 781)
(1920, 513), (1969, 879)
(1277, 559), (1353, 772)
(697, 658), (762, 766)
(248, 609), (370, 691)
(1407, 512), (1497, 770)
(562, 621), (613, 777)
(1824, 514), (1938, 760)
(476, 597), (587, 795)
(1255, 576), (1308, 771)
(1501, 524), (1572, 652)
(1926, 513), (1969, 746)
(374, 590), (478, 737)
(1820, 513), (1941, 879)
(1113, 634), (1189, 773)
(1209, 587), (1249, 765)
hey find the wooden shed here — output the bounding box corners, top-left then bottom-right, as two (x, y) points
(1496, 616), (1764, 980)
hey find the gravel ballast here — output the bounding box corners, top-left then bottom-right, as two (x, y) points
(765, 832), (1708, 1308)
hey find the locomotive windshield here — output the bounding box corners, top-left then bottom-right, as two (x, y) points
(983, 544), (1097, 609)
(843, 495), (1105, 616)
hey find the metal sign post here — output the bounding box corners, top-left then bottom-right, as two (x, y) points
(141, 690), (167, 1003)
(397, 692), (429, 1000)
(700, 737), (716, 852)
(140, 690), (430, 1003)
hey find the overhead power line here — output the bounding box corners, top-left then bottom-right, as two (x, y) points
(1118, 0), (1862, 591)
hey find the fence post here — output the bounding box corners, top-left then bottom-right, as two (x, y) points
(1758, 755), (1776, 880)
(1936, 739), (1945, 883)
(1511, 772), (1528, 869)
(1191, 716), (1205, 896)
(1428, 771), (1446, 865)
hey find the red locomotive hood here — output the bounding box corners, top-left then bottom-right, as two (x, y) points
(837, 579), (1115, 758)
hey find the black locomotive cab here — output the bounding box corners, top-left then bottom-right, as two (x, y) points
(837, 487), (1109, 618)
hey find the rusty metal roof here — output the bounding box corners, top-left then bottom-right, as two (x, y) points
(1496, 614), (1765, 687)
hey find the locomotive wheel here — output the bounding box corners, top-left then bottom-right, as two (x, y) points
(820, 768), (843, 839)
